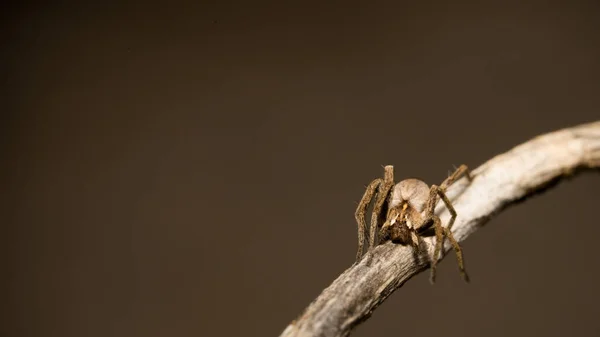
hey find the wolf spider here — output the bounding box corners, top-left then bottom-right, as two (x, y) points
(354, 164), (471, 283)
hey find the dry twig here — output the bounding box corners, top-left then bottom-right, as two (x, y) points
(280, 121), (600, 337)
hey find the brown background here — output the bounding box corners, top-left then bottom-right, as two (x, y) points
(3, 1), (600, 337)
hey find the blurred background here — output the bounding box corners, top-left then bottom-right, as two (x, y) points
(3, 1), (600, 336)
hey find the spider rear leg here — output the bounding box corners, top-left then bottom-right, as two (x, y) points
(354, 178), (382, 261)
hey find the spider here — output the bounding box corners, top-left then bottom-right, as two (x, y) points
(354, 164), (471, 283)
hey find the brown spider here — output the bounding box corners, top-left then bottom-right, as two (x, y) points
(354, 164), (471, 283)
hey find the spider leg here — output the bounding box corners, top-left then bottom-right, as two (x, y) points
(432, 185), (469, 282)
(436, 188), (458, 231)
(440, 164), (471, 191)
(442, 226), (469, 282)
(354, 178), (382, 261)
(378, 205), (401, 243)
(429, 216), (444, 284)
(369, 166), (394, 250)
(416, 184), (467, 283)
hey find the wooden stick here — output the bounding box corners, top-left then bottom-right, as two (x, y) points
(280, 121), (600, 337)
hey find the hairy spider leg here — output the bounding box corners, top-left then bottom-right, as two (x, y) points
(435, 186), (469, 282)
(429, 216), (445, 284)
(440, 164), (471, 191)
(436, 187), (457, 231)
(369, 166), (394, 250)
(442, 226), (469, 282)
(438, 164), (470, 280)
(354, 178), (382, 261)
(422, 184), (469, 283)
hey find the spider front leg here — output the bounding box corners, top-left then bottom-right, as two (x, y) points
(354, 166), (394, 262)
(418, 184), (469, 283)
(409, 212), (444, 284)
(354, 178), (382, 261)
(368, 166), (394, 250)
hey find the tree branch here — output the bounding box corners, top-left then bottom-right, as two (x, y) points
(280, 121), (600, 337)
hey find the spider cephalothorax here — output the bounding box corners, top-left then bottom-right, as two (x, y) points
(354, 165), (471, 283)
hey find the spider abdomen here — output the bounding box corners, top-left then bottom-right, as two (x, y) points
(390, 178), (430, 212)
